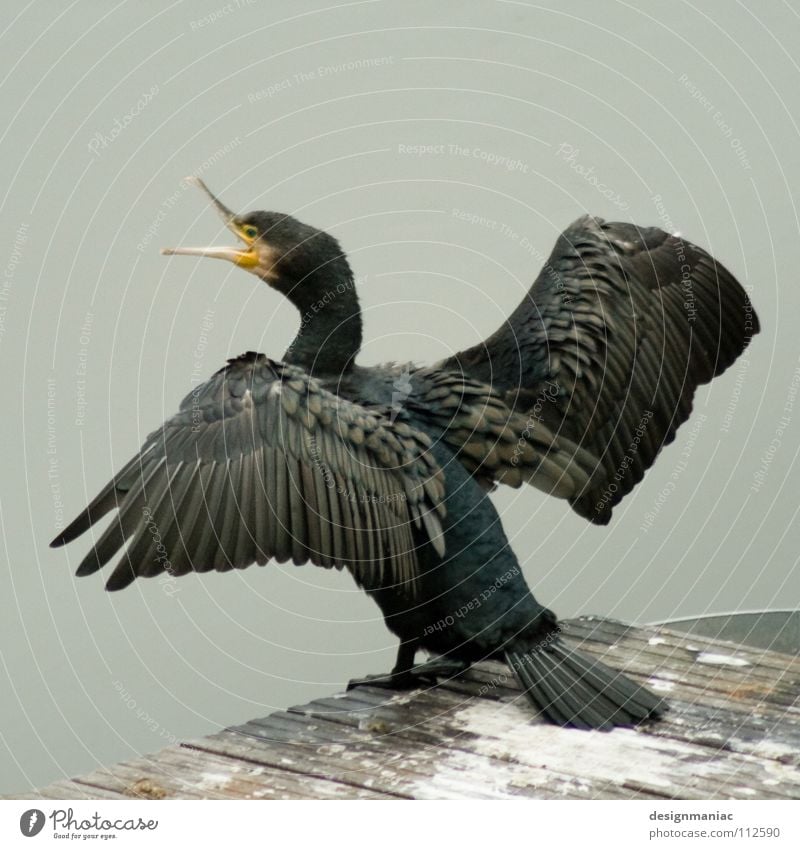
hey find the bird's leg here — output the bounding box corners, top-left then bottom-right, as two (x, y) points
(346, 639), (422, 691)
(410, 656), (470, 681)
(347, 642), (471, 691)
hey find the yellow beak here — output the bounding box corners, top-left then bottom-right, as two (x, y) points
(160, 177), (259, 269)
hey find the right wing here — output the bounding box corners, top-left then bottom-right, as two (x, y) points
(439, 215), (758, 523)
(51, 353), (445, 592)
(407, 367), (603, 500)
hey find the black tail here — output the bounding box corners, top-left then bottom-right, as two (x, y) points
(506, 639), (667, 731)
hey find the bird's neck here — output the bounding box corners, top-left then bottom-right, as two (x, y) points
(282, 266), (363, 376)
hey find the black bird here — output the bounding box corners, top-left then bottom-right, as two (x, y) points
(52, 177), (758, 730)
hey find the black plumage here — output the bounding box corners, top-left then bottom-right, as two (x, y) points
(52, 178), (759, 729)
(441, 216), (759, 522)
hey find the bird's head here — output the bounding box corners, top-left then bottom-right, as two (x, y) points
(161, 177), (352, 307)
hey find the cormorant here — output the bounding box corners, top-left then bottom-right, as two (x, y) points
(51, 177), (759, 730)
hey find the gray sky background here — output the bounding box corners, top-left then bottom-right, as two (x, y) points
(1, 0), (797, 794)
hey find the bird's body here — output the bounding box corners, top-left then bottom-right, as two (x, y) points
(52, 178), (759, 730)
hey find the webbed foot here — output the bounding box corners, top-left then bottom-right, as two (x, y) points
(346, 658), (470, 691)
(346, 671), (419, 691)
(410, 657), (470, 681)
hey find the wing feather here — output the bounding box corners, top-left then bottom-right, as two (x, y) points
(53, 355), (445, 592)
(439, 215), (759, 522)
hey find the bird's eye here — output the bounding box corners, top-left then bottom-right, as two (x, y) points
(243, 225), (258, 240)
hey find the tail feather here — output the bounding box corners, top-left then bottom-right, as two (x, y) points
(515, 644), (601, 730)
(512, 648), (576, 728)
(507, 639), (666, 730)
(555, 641), (663, 716)
(549, 655), (631, 727)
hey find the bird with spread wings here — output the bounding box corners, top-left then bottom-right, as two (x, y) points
(52, 178), (758, 730)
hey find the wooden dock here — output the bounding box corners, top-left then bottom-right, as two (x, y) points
(16, 617), (800, 800)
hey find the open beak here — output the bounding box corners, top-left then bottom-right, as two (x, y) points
(160, 177), (259, 269)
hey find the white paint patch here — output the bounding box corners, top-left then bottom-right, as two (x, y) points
(411, 745), (535, 799)
(696, 652), (750, 667)
(197, 772), (232, 790)
(654, 670), (681, 681)
(411, 700), (729, 798)
(648, 637), (667, 646)
(648, 679), (675, 692)
(750, 741), (799, 762)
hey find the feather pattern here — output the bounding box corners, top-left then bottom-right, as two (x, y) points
(439, 215), (759, 523)
(53, 354), (445, 592)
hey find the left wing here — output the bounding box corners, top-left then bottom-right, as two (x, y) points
(51, 353), (445, 592)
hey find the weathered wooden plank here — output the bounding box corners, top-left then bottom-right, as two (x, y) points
(223, 697), (631, 800)
(567, 618), (800, 679)
(287, 684), (800, 800)
(578, 626), (800, 694)
(21, 617), (799, 801)
(45, 741), (395, 801)
(561, 619), (800, 716)
(281, 690), (665, 799)
(18, 780), (128, 801)
(61, 756), (231, 800)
